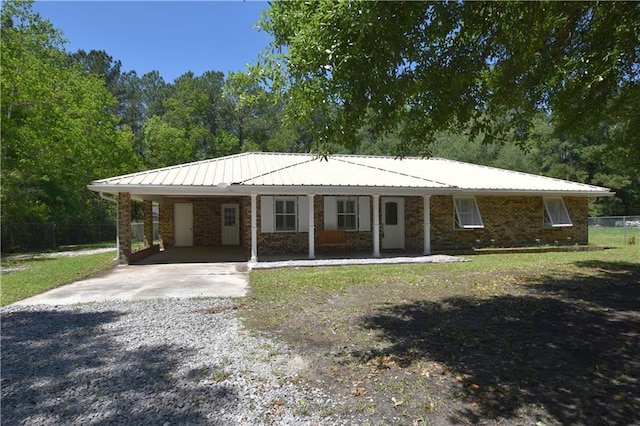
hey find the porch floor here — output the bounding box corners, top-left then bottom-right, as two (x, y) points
(251, 253), (466, 269)
(132, 247), (465, 268)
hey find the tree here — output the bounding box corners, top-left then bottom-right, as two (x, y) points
(142, 116), (191, 168)
(261, 1), (639, 162)
(223, 71), (281, 151)
(1, 0), (136, 229)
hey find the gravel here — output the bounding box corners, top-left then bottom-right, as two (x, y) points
(1, 299), (348, 425)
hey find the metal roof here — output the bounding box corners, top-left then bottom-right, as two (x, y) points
(88, 152), (613, 198)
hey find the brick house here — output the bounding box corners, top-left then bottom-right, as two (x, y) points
(88, 152), (613, 264)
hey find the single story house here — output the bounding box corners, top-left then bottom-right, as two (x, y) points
(87, 152), (613, 264)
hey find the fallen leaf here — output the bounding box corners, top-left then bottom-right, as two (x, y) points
(353, 387), (367, 396)
(393, 398), (404, 407)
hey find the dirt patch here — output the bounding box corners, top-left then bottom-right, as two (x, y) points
(244, 261), (640, 425)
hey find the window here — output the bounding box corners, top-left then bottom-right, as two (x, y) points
(323, 196), (370, 231)
(337, 198), (357, 230)
(544, 197), (572, 228)
(454, 197), (484, 229)
(275, 198), (296, 231)
(223, 207), (236, 226)
(261, 196), (309, 233)
(385, 201), (398, 225)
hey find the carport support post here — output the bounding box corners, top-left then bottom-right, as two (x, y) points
(423, 195), (431, 255)
(250, 194), (258, 262)
(308, 194), (315, 259)
(118, 192), (132, 264)
(143, 200), (153, 248)
(373, 194), (380, 258)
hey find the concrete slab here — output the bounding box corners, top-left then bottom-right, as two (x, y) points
(250, 254), (467, 269)
(12, 262), (249, 306)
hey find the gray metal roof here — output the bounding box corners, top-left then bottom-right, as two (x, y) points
(88, 152), (613, 198)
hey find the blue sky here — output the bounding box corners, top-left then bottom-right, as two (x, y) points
(33, 1), (272, 83)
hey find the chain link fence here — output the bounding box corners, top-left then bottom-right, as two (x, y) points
(131, 222), (160, 246)
(1, 223), (117, 253)
(589, 216), (640, 246)
(2, 221), (161, 253)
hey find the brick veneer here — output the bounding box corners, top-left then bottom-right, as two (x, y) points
(117, 192), (131, 264)
(157, 194), (589, 258)
(159, 197), (251, 256)
(256, 195), (375, 255)
(430, 195), (588, 250)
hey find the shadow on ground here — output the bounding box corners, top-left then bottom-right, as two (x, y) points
(1, 309), (238, 424)
(356, 260), (640, 424)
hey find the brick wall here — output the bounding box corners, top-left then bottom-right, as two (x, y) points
(405, 196), (424, 252)
(118, 192), (131, 264)
(257, 195), (375, 256)
(159, 197), (251, 255)
(430, 195), (588, 251)
(158, 194), (589, 257)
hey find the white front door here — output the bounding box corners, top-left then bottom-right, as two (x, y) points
(221, 203), (240, 245)
(174, 203), (193, 246)
(381, 197), (404, 249)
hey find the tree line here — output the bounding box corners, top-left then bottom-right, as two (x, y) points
(1, 1), (637, 251)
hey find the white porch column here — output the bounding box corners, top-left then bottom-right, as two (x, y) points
(308, 194), (315, 259)
(250, 193), (258, 262)
(423, 195), (431, 255)
(372, 194), (380, 258)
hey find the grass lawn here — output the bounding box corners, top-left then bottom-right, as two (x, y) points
(0, 251), (116, 306)
(244, 231), (639, 425)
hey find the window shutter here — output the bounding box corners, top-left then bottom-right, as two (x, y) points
(324, 196), (337, 230)
(358, 196), (371, 231)
(298, 196), (309, 232)
(260, 196), (274, 233)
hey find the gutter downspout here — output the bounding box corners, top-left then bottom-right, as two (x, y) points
(99, 192), (119, 261)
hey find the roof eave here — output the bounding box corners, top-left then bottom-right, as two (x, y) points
(457, 189), (615, 197)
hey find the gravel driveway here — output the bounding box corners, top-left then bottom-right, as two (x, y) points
(1, 299), (348, 425)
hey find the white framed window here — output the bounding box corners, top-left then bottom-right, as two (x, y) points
(337, 197), (357, 230)
(275, 197), (297, 231)
(324, 196), (371, 231)
(544, 197), (572, 228)
(260, 196), (309, 233)
(454, 197), (484, 229)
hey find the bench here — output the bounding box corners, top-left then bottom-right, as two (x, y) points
(317, 230), (350, 248)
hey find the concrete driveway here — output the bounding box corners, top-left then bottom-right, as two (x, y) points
(12, 262), (249, 306)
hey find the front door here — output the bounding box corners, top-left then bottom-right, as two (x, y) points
(221, 203), (240, 245)
(174, 203), (193, 246)
(381, 197), (404, 249)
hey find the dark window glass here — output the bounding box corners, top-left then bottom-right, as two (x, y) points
(385, 202), (398, 225)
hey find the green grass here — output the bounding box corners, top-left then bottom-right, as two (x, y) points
(0, 252), (116, 306)
(243, 229), (639, 425)
(589, 224), (640, 247)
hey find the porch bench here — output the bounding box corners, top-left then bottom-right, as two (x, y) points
(318, 230), (350, 248)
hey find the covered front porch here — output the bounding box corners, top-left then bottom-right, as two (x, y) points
(115, 192), (434, 264)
